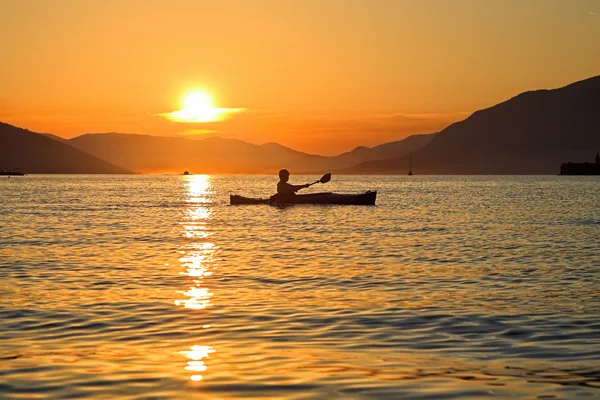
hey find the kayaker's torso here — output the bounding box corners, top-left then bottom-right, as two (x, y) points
(277, 181), (298, 195)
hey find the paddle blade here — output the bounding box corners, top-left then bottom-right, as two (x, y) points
(319, 173), (331, 184)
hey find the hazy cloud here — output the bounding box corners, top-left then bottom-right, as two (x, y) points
(159, 107), (246, 123)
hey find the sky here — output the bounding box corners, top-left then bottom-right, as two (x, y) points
(1, 0), (599, 155)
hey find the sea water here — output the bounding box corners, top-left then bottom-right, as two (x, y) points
(1, 175), (599, 399)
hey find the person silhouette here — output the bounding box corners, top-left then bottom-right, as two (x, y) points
(277, 169), (309, 195)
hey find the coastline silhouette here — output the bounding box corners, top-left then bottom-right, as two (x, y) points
(560, 152), (600, 175)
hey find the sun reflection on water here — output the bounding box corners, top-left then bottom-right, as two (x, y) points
(179, 344), (216, 382)
(186, 174), (213, 204)
(176, 242), (216, 309)
(177, 175), (217, 381)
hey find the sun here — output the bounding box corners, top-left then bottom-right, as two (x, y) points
(161, 90), (246, 124)
(184, 93), (212, 112)
(175, 92), (220, 123)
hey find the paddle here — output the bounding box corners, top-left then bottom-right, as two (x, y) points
(307, 173), (331, 187)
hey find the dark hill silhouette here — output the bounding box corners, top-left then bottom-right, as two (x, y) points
(330, 134), (434, 167)
(0, 122), (131, 174)
(344, 75), (600, 174)
(43, 133), (69, 144)
(67, 132), (432, 174)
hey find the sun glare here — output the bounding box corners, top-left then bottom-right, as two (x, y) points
(184, 93), (212, 111)
(174, 92), (219, 123)
(162, 91), (245, 123)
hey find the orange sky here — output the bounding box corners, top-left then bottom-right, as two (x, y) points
(1, 0), (599, 155)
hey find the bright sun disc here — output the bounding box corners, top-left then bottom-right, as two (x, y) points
(172, 92), (220, 122)
(181, 92), (219, 122)
(184, 93), (213, 113)
(162, 90), (246, 124)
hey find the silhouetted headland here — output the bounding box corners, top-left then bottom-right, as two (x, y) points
(560, 152), (600, 175)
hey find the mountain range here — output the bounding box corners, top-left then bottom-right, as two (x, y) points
(65, 132), (433, 174)
(2, 75), (599, 175)
(345, 75), (600, 174)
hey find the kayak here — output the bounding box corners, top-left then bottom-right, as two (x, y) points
(230, 191), (377, 205)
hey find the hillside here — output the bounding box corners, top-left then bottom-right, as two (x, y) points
(0, 123), (132, 174)
(344, 75), (600, 174)
(332, 133), (434, 167)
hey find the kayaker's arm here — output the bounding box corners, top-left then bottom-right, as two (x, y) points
(292, 183), (310, 192)
(277, 182), (310, 195)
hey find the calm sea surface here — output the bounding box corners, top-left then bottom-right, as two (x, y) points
(1, 175), (599, 399)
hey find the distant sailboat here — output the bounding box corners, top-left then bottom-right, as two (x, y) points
(408, 153), (413, 176)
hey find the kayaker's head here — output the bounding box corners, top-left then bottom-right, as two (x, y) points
(278, 169), (290, 183)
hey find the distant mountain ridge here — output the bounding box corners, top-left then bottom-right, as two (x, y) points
(0, 123), (131, 174)
(344, 75), (600, 174)
(65, 131), (433, 174)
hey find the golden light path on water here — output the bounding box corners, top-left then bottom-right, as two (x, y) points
(176, 175), (216, 382)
